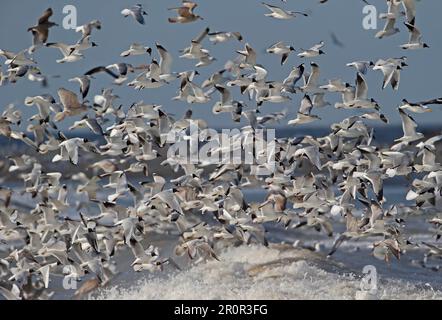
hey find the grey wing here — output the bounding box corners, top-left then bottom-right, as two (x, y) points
(193, 27), (210, 43)
(402, 0), (416, 23)
(355, 73), (368, 100)
(86, 118), (104, 135)
(328, 234), (350, 256)
(398, 108), (417, 137)
(84, 66), (119, 79)
(215, 85), (231, 105)
(132, 6), (145, 24)
(156, 44), (173, 74)
(298, 95), (313, 114)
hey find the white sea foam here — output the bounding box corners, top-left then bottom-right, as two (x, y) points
(96, 245), (441, 300)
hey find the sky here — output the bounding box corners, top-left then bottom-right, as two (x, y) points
(0, 0), (441, 130)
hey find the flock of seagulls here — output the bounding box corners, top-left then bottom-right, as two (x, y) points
(0, 0), (441, 300)
(376, 0), (429, 50)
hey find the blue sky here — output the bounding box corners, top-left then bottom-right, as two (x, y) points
(0, 0), (441, 129)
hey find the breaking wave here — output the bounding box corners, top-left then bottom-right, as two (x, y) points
(96, 245), (441, 300)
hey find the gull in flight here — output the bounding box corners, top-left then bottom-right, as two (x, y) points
(76, 19), (101, 40)
(346, 61), (374, 75)
(44, 36), (98, 64)
(298, 41), (325, 58)
(266, 41), (295, 65)
(168, 1), (203, 23)
(52, 137), (90, 165)
(375, 0), (401, 39)
(373, 60), (402, 90)
(68, 75), (91, 100)
(395, 108), (424, 143)
(24, 94), (58, 119)
(283, 63), (305, 88)
(399, 99), (432, 113)
(261, 2), (308, 20)
(300, 62), (321, 93)
(121, 4), (148, 25)
(69, 115), (104, 136)
(208, 31), (243, 44)
(346, 73), (380, 110)
(401, 21), (430, 50)
(288, 95), (321, 126)
(27, 8), (58, 53)
(236, 43), (257, 68)
(120, 43), (152, 57)
(55, 88), (89, 122)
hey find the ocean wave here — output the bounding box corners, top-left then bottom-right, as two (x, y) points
(96, 245), (441, 300)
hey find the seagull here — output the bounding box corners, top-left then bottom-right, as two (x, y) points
(52, 137), (89, 165)
(121, 4), (148, 25)
(25, 66), (49, 87)
(298, 41), (325, 58)
(202, 69), (228, 89)
(236, 43), (257, 68)
(259, 83), (291, 104)
(45, 42), (84, 63)
(69, 115), (104, 135)
(312, 93), (331, 108)
(319, 79), (347, 92)
(415, 136), (442, 172)
(120, 43), (152, 57)
(347, 73), (380, 110)
(360, 111), (389, 124)
(55, 88), (89, 122)
(417, 97), (442, 106)
(68, 75), (91, 100)
(266, 41), (295, 65)
(1, 49), (35, 66)
(257, 108), (288, 125)
(175, 238), (219, 261)
(346, 61), (374, 75)
(401, 21), (430, 50)
(128, 240), (164, 272)
(27, 8), (58, 53)
(288, 95), (321, 126)
(76, 19), (101, 40)
(375, 0), (401, 39)
(7, 155), (35, 173)
(208, 31), (243, 44)
(335, 85), (356, 109)
(168, 1), (203, 23)
(84, 64), (131, 84)
(114, 216), (144, 245)
(73, 35), (98, 52)
(395, 107), (424, 142)
(102, 171), (130, 202)
(283, 63), (305, 87)
(24, 94), (58, 120)
(373, 62), (401, 90)
(261, 2), (308, 20)
(300, 62), (321, 93)
(179, 28), (212, 62)
(156, 43), (174, 78)
(399, 99), (432, 113)
(212, 85), (235, 114)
